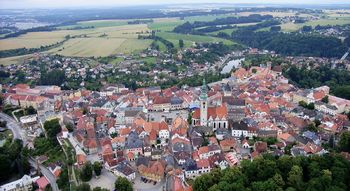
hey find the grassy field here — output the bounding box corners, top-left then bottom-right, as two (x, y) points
(148, 20), (184, 32)
(280, 18), (350, 32)
(157, 32), (234, 48)
(208, 28), (237, 35)
(0, 54), (33, 66)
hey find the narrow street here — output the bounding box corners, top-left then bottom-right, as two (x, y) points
(29, 158), (59, 191)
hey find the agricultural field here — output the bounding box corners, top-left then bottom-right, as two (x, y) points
(183, 14), (236, 22)
(324, 9), (350, 18)
(46, 24), (152, 57)
(58, 19), (128, 29)
(0, 29), (100, 51)
(1, 15), (237, 58)
(237, 11), (312, 18)
(0, 54), (33, 66)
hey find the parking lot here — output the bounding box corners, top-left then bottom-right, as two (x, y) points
(148, 110), (188, 123)
(133, 174), (165, 191)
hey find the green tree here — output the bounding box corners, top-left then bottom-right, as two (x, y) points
(307, 102), (315, 110)
(76, 183), (91, 191)
(179, 39), (184, 49)
(193, 174), (214, 191)
(93, 161), (102, 176)
(26, 106), (37, 115)
(0, 94), (3, 107)
(321, 96), (329, 103)
(65, 123), (74, 132)
(43, 119), (61, 142)
(187, 112), (192, 125)
(114, 176), (133, 191)
(80, 162), (93, 182)
(92, 187), (109, 191)
(338, 131), (350, 152)
(287, 165), (304, 191)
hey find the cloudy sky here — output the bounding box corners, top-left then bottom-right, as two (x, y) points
(0, 0), (349, 9)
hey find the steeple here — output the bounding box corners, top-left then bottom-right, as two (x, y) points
(200, 79), (207, 100)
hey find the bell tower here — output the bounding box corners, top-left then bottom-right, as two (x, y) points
(200, 79), (208, 126)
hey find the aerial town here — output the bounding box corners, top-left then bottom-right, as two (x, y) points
(1, 1), (350, 191)
(0, 53), (349, 190)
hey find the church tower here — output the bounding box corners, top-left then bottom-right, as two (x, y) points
(200, 79), (208, 126)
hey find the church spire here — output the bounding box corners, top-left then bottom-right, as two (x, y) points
(200, 78), (207, 100)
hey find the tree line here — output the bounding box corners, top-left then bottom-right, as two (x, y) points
(173, 14), (273, 34)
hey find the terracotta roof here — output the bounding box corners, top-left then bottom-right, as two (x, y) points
(84, 139), (97, 149)
(193, 104), (227, 120)
(111, 136), (125, 143)
(304, 142), (322, 154)
(313, 91), (325, 101)
(220, 138), (236, 147)
(196, 159), (210, 168)
(76, 154), (86, 165)
(198, 146), (209, 155)
(153, 96), (171, 104)
(36, 176), (49, 189)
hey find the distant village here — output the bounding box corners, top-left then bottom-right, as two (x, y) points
(1, 60), (350, 190)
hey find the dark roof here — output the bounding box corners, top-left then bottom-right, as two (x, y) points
(125, 131), (143, 149)
(115, 162), (135, 176)
(124, 110), (140, 117)
(231, 121), (249, 131)
(170, 97), (183, 105)
(223, 97), (245, 106)
(136, 156), (150, 167)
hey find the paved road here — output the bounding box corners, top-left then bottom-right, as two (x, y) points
(0, 112), (27, 143)
(29, 158), (59, 191)
(1, 112), (58, 191)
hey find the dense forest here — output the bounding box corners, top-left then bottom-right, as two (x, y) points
(284, 65), (350, 99)
(231, 30), (348, 58)
(0, 140), (30, 184)
(193, 154), (350, 191)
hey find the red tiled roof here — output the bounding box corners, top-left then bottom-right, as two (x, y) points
(193, 104), (227, 119)
(36, 176), (49, 189)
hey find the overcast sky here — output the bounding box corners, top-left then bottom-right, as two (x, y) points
(1, 0), (349, 9)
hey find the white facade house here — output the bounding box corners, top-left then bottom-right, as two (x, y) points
(0, 175), (38, 191)
(159, 129), (170, 139)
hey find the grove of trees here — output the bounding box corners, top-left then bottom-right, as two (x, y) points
(193, 153), (350, 191)
(115, 176), (133, 191)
